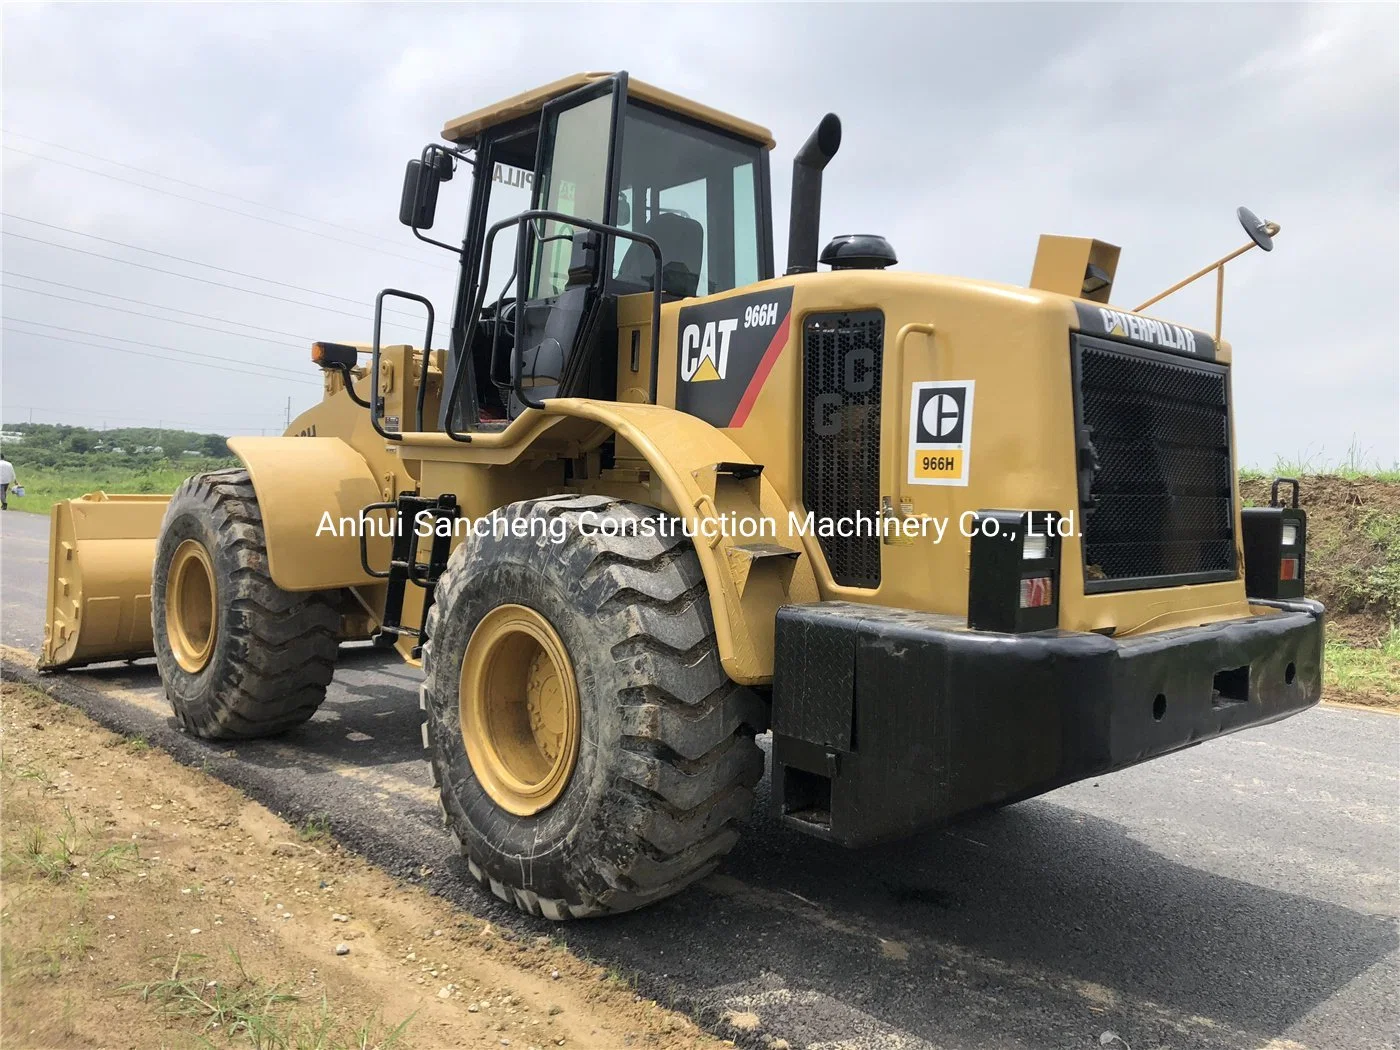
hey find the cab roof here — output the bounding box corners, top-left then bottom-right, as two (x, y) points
(441, 72), (776, 150)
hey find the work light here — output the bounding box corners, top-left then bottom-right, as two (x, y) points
(1242, 479), (1307, 601)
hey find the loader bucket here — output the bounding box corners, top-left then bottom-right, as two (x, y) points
(40, 492), (171, 670)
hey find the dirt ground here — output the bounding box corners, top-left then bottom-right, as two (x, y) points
(0, 682), (723, 1050)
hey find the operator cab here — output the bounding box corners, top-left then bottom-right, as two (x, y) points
(397, 73), (776, 435)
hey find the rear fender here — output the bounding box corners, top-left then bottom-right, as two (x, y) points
(542, 399), (820, 684)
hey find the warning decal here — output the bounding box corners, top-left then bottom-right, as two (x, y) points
(908, 381), (974, 486)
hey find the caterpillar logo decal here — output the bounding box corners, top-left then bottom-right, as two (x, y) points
(680, 318), (738, 383)
(676, 287), (794, 428)
(908, 380), (975, 486)
(1073, 302), (1216, 360)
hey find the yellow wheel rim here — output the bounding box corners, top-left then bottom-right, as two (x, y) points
(167, 539), (217, 674)
(460, 604), (580, 817)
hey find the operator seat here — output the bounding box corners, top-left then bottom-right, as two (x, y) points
(617, 211), (704, 298)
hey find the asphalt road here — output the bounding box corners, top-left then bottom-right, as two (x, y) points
(3, 507), (1397, 1050)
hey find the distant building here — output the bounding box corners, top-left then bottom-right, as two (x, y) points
(0, 430), (24, 442)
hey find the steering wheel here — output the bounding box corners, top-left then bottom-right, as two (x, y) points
(490, 297), (517, 339)
(485, 297), (518, 388)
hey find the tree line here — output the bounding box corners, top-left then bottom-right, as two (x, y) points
(0, 423), (233, 470)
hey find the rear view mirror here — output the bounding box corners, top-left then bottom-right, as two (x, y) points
(399, 159), (440, 230)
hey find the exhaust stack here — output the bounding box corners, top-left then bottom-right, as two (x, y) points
(785, 113), (842, 275)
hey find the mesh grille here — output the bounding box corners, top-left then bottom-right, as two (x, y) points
(1076, 338), (1236, 586)
(802, 311), (884, 588)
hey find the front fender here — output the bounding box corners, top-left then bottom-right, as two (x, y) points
(543, 399), (820, 685)
(227, 436), (386, 591)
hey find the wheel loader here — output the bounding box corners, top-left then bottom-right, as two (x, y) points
(41, 72), (1325, 919)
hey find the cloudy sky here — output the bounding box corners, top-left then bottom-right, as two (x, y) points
(2, 3), (1396, 467)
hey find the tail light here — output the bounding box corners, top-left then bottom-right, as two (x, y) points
(968, 510), (1062, 633)
(1241, 477), (1307, 600)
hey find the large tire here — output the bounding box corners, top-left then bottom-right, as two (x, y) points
(152, 469), (341, 739)
(421, 495), (766, 919)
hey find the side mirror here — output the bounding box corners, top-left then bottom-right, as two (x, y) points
(399, 159), (439, 230)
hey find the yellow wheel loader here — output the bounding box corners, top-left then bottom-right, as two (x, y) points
(41, 72), (1324, 919)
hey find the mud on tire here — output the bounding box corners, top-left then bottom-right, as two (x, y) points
(421, 495), (767, 919)
(152, 468), (340, 739)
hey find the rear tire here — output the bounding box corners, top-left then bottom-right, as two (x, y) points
(421, 495), (766, 918)
(152, 469), (340, 739)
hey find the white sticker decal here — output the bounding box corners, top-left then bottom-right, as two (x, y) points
(908, 380), (974, 486)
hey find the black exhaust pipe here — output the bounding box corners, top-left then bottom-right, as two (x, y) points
(785, 113), (842, 276)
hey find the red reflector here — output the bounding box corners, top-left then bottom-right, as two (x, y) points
(1019, 576), (1053, 609)
(1280, 557), (1299, 581)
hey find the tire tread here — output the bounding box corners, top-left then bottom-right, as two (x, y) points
(420, 495), (765, 919)
(154, 470), (341, 739)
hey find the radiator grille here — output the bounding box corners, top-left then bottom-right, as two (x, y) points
(1075, 337), (1236, 589)
(802, 311), (884, 588)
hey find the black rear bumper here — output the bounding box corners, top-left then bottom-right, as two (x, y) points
(770, 598), (1324, 845)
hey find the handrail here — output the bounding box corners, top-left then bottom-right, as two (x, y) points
(443, 208), (663, 442)
(370, 289), (435, 441)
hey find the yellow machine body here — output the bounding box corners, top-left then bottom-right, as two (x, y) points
(36, 72), (1259, 683)
(40, 274), (1254, 679)
(36, 71), (1324, 883)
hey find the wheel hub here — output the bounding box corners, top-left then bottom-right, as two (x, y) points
(460, 605), (580, 816)
(167, 538), (217, 673)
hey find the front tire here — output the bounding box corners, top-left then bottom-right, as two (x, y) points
(421, 495), (766, 918)
(152, 469), (341, 739)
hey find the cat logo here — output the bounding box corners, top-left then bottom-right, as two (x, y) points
(908, 380), (975, 486)
(680, 318), (739, 383)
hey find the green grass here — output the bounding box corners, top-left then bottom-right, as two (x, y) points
(126, 947), (414, 1050)
(298, 813), (332, 843)
(7, 463), (231, 516)
(5, 806), (87, 883)
(1325, 628), (1400, 702)
(1242, 438), (1400, 483)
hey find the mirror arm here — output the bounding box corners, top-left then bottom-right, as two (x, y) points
(1133, 241), (1257, 314)
(1133, 210), (1280, 327)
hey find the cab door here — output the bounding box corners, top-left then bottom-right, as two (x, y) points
(509, 74), (628, 415)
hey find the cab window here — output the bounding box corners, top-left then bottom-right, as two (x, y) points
(611, 104), (764, 299)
